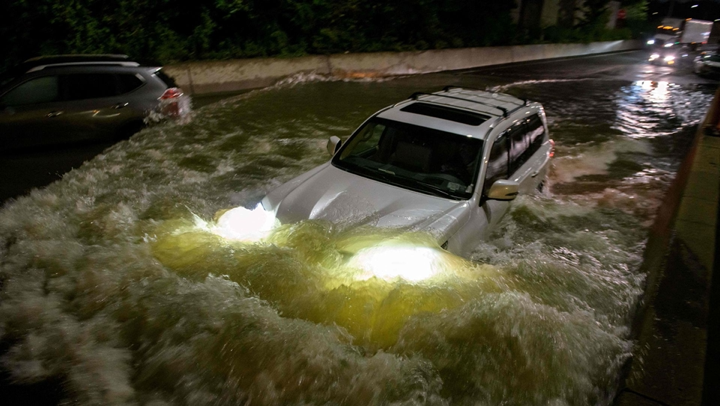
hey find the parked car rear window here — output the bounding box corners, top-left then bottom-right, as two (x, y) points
(153, 70), (176, 88)
(116, 73), (144, 94)
(1, 76), (60, 106)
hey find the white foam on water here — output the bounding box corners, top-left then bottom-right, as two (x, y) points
(551, 138), (653, 183)
(0, 79), (712, 405)
(490, 78), (593, 93)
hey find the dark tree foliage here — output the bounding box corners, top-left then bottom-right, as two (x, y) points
(0, 0), (638, 71)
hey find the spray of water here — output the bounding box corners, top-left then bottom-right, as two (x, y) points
(0, 78), (713, 405)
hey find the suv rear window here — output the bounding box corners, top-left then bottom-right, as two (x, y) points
(153, 70), (177, 88)
(400, 102), (489, 126)
(116, 74), (144, 94)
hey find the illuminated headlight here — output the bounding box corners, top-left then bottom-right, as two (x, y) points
(647, 39), (655, 45)
(664, 55), (675, 62)
(213, 204), (278, 242)
(349, 245), (445, 282)
(649, 54), (660, 61)
(664, 43), (674, 48)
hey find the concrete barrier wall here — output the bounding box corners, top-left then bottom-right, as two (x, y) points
(164, 40), (643, 95)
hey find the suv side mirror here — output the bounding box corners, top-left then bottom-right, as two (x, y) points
(486, 179), (520, 201)
(327, 136), (342, 156)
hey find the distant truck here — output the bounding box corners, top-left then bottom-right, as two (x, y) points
(649, 17), (712, 49)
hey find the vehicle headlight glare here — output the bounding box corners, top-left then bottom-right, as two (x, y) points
(664, 43), (674, 48)
(349, 245), (444, 282)
(647, 39), (655, 45)
(213, 204), (278, 242)
(649, 54), (659, 60)
(664, 55), (675, 61)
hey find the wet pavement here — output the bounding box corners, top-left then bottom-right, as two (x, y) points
(613, 88), (720, 406)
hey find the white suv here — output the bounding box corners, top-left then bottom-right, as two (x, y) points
(261, 87), (553, 258)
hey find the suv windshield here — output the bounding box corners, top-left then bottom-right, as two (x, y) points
(332, 117), (483, 200)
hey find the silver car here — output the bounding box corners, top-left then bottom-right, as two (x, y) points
(0, 54), (187, 152)
(261, 87), (553, 258)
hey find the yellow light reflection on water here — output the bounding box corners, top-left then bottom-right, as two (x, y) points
(349, 244), (445, 282)
(153, 215), (500, 348)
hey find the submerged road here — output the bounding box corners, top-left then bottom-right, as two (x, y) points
(0, 50), (717, 405)
(1, 50), (714, 204)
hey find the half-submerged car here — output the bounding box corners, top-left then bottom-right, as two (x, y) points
(0, 54), (188, 152)
(261, 87), (553, 258)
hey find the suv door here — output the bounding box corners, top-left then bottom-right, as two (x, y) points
(56, 72), (146, 141)
(0, 75), (66, 150)
(0, 72), (147, 150)
(449, 114), (550, 256)
(448, 132), (511, 255)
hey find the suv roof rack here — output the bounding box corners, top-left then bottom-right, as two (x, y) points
(410, 91), (514, 117)
(26, 61), (140, 73)
(24, 54), (131, 63)
(442, 86), (528, 107)
(20, 54), (139, 74)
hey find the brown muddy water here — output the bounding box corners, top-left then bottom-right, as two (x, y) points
(0, 72), (714, 405)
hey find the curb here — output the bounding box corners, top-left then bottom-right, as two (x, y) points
(163, 40), (643, 96)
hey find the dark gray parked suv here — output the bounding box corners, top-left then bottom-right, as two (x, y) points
(0, 54), (188, 152)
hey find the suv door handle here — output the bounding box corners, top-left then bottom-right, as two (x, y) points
(46, 111), (64, 118)
(112, 102), (129, 109)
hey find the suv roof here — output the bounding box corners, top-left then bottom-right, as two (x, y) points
(377, 87), (536, 141)
(411, 86), (527, 117)
(0, 54), (159, 88)
(22, 54), (141, 73)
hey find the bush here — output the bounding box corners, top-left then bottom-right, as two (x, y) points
(0, 0), (643, 72)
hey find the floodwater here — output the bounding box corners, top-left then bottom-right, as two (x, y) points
(0, 70), (714, 405)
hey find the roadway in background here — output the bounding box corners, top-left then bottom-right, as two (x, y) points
(1, 49), (715, 206)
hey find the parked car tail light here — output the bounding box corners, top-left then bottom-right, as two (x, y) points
(549, 139), (555, 157)
(159, 87), (185, 117)
(160, 87), (183, 100)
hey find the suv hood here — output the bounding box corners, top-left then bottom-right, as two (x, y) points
(264, 164), (470, 238)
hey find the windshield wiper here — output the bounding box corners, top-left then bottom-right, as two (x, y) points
(410, 182), (458, 199)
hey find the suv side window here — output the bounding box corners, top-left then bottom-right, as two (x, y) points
(116, 74), (144, 94)
(483, 134), (509, 196)
(508, 123), (527, 174)
(1, 76), (60, 106)
(507, 114), (545, 174)
(525, 115), (545, 157)
(62, 73), (118, 101)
